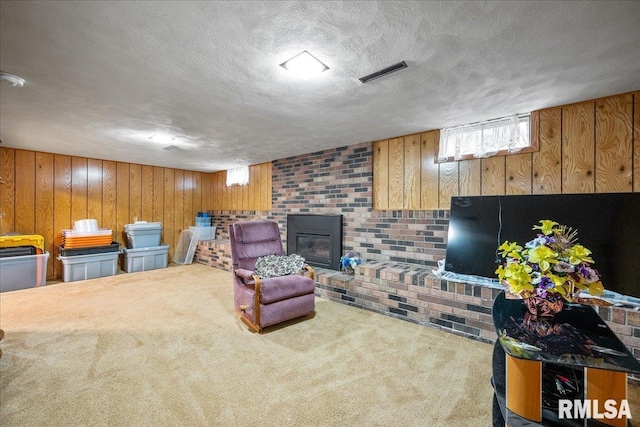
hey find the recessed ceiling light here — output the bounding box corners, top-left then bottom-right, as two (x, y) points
(280, 50), (329, 79)
(0, 72), (25, 87)
(148, 133), (175, 144)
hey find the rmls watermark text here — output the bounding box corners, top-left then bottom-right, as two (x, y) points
(559, 399), (631, 420)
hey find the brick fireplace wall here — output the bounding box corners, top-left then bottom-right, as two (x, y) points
(198, 142), (640, 358)
(201, 143), (450, 267)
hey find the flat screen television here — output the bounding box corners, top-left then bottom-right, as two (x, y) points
(444, 193), (640, 300)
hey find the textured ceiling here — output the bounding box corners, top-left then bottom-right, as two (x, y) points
(1, 1), (639, 172)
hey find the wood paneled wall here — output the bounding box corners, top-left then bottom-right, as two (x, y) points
(0, 148), (211, 279)
(209, 162), (272, 210)
(373, 91), (640, 210)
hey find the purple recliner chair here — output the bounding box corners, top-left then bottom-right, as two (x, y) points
(229, 220), (316, 332)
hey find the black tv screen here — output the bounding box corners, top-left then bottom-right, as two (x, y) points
(445, 193), (640, 299)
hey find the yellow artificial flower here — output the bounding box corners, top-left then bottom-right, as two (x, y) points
(566, 244), (594, 265)
(498, 241), (523, 259)
(556, 277), (575, 296)
(501, 263), (534, 294)
(532, 220), (560, 236)
(527, 245), (558, 271)
(589, 281), (604, 295)
(552, 275), (568, 290)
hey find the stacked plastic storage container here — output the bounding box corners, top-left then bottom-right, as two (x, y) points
(121, 222), (169, 272)
(189, 212), (217, 241)
(57, 219), (119, 282)
(0, 234), (49, 292)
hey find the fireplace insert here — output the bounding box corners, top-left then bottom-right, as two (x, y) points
(287, 214), (342, 271)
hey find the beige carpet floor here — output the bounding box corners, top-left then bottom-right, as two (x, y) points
(0, 263), (636, 426)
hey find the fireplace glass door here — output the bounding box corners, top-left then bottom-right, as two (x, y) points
(296, 233), (331, 266)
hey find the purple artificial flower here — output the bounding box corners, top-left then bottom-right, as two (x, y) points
(580, 266), (600, 283)
(553, 261), (574, 273)
(539, 276), (554, 289)
(536, 287), (547, 298)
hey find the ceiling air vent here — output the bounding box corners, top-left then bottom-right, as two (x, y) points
(359, 61), (408, 83)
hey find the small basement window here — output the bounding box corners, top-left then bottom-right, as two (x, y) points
(438, 113), (531, 162)
(226, 166), (249, 187)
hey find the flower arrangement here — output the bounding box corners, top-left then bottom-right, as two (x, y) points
(340, 252), (365, 275)
(495, 220), (604, 302)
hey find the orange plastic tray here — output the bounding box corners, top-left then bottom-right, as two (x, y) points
(62, 236), (113, 248)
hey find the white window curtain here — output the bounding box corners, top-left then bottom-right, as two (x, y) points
(226, 166), (249, 187)
(438, 114), (530, 162)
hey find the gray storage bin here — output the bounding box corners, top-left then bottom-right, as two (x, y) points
(59, 252), (119, 282)
(124, 222), (162, 249)
(0, 252), (49, 292)
(122, 245), (169, 273)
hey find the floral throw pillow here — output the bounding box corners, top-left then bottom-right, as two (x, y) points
(254, 254), (305, 279)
